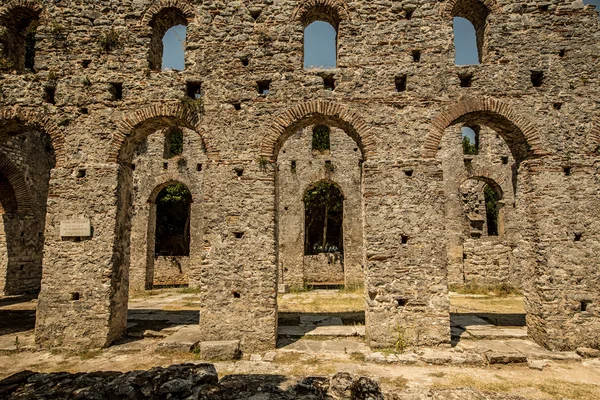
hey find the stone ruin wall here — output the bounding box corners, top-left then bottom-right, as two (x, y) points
(0, 0), (597, 353)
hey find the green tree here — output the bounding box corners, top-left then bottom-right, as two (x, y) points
(156, 183), (192, 256)
(312, 125), (331, 152)
(484, 185), (499, 236)
(303, 181), (343, 254)
(462, 136), (477, 155)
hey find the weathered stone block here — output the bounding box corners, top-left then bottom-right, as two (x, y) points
(200, 340), (241, 361)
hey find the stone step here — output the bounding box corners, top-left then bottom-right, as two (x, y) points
(278, 325), (365, 338)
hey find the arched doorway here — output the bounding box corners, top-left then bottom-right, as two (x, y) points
(107, 105), (208, 345)
(303, 180), (345, 285)
(146, 182), (192, 289)
(432, 98), (542, 346)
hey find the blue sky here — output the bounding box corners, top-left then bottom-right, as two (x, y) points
(162, 2), (600, 70)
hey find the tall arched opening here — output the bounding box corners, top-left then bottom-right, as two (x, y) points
(432, 99), (541, 346)
(146, 182), (193, 289)
(264, 101), (370, 347)
(108, 105), (207, 345)
(0, 117), (56, 348)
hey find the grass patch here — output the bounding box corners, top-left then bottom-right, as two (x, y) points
(177, 287), (202, 294)
(349, 352), (366, 362)
(450, 295), (525, 315)
(449, 282), (521, 297)
(434, 373), (600, 400)
(339, 285), (364, 295)
(379, 375), (409, 390)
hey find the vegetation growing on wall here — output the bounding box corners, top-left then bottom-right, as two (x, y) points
(484, 184), (499, 236)
(312, 125), (331, 152)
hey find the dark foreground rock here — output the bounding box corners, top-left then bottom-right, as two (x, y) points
(0, 365), (384, 400)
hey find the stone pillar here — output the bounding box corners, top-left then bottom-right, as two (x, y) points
(343, 189), (365, 287)
(130, 202), (151, 291)
(364, 159), (450, 348)
(198, 161), (277, 353)
(522, 156), (600, 351)
(442, 126), (467, 286)
(36, 165), (127, 349)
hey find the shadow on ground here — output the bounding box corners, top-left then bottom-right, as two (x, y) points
(125, 309), (199, 342)
(0, 296), (37, 336)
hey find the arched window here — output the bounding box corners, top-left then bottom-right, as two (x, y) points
(303, 181), (344, 255)
(451, 0), (490, 64)
(304, 21), (337, 69)
(155, 183), (192, 256)
(0, 7), (40, 73)
(462, 126), (479, 155)
(453, 17), (480, 65)
(312, 125), (331, 152)
(162, 25), (186, 70)
(148, 8), (188, 71)
(484, 184), (499, 236)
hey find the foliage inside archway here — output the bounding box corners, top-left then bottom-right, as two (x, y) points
(484, 184), (499, 236)
(303, 181), (343, 255)
(312, 125), (331, 152)
(155, 183), (191, 256)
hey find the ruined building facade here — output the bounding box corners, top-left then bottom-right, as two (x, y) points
(0, 0), (599, 353)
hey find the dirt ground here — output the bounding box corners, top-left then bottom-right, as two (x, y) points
(1, 289), (599, 399)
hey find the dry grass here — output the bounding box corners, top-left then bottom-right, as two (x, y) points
(378, 375), (409, 391)
(449, 294), (525, 314)
(449, 282), (521, 297)
(278, 291), (364, 314)
(433, 373), (600, 400)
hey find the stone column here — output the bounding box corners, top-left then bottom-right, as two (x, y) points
(198, 161), (278, 353)
(364, 159), (450, 349)
(36, 165), (127, 349)
(521, 156), (600, 351)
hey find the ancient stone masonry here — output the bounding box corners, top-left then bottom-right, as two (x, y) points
(0, 0), (598, 355)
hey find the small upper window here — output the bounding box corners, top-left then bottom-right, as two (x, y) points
(312, 125), (331, 152)
(304, 21), (337, 69)
(162, 25), (186, 70)
(451, 0), (490, 64)
(462, 126), (479, 155)
(148, 8), (188, 71)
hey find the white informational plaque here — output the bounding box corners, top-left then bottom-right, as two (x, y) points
(60, 220), (91, 237)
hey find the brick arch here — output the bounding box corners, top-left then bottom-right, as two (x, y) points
(458, 173), (505, 200)
(587, 119), (600, 153)
(108, 103), (217, 163)
(441, 0), (498, 16)
(304, 178), (346, 200)
(0, 154), (32, 214)
(292, 0), (351, 27)
(141, 0), (196, 26)
(0, 107), (65, 166)
(0, 0), (43, 18)
(260, 100), (374, 161)
(422, 96), (547, 160)
(147, 175), (195, 204)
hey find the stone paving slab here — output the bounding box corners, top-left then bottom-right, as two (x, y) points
(156, 325), (201, 354)
(466, 326), (528, 340)
(451, 315), (491, 327)
(278, 325), (364, 337)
